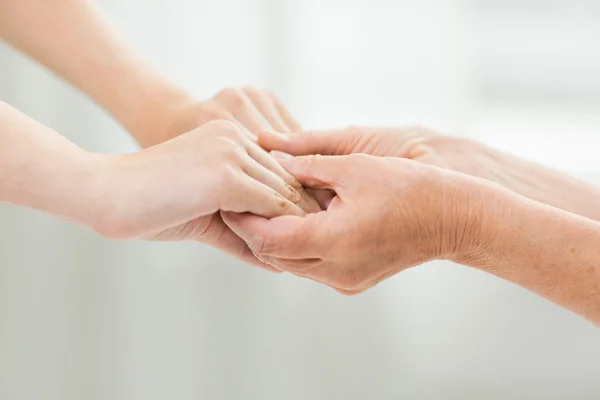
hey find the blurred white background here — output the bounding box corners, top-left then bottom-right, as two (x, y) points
(1, 0), (600, 399)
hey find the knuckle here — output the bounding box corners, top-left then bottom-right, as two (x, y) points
(299, 154), (322, 177)
(302, 130), (318, 141)
(289, 179), (304, 192)
(286, 184), (302, 204)
(242, 86), (262, 100)
(216, 86), (246, 107)
(212, 120), (245, 141)
(304, 154), (322, 166)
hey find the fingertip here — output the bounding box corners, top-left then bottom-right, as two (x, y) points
(257, 130), (290, 148)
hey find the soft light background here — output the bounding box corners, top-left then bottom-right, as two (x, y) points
(1, 0), (600, 399)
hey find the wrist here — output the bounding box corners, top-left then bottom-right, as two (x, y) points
(441, 174), (511, 267)
(84, 152), (141, 239)
(30, 146), (111, 232)
(125, 85), (198, 148)
(449, 177), (529, 271)
(71, 151), (120, 235)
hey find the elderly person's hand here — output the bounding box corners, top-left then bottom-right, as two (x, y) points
(222, 153), (600, 326)
(221, 154), (488, 293)
(258, 126), (600, 221)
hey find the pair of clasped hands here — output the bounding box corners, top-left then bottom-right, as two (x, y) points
(91, 87), (525, 295)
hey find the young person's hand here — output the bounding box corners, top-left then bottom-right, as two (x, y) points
(136, 87), (302, 148)
(95, 120), (319, 270)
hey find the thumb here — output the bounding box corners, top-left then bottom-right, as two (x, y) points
(258, 129), (355, 156)
(278, 155), (347, 191)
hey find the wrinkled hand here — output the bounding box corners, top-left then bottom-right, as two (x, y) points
(94, 120), (320, 271)
(258, 125), (539, 181)
(222, 154), (486, 293)
(257, 126), (600, 218)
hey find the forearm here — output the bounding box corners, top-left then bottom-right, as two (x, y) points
(0, 101), (102, 227)
(0, 0), (192, 146)
(445, 139), (600, 222)
(462, 186), (600, 325)
(502, 153), (600, 222)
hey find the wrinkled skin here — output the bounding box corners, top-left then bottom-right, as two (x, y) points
(222, 154), (485, 293)
(258, 126), (600, 221)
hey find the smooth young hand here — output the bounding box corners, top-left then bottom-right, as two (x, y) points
(132, 87), (303, 149)
(0, 102), (318, 271)
(94, 120), (320, 269)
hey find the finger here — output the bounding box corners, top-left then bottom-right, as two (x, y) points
(258, 129), (352, 156)
(267, 91), (302, 132)
(222, 177), (306, 219)
(243, 87), (290, 133)
(196, 101), (257, 141)
(241, 154), (304, 208)
(233, 121), (259, 142)
(278, 155), (346, 191)
(270, 150), (293, 160)
(214, 89), (272, 135)
(197, 213), (282, 272)
(221, 212), (325, 258)
(246, 142), (321, 213)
